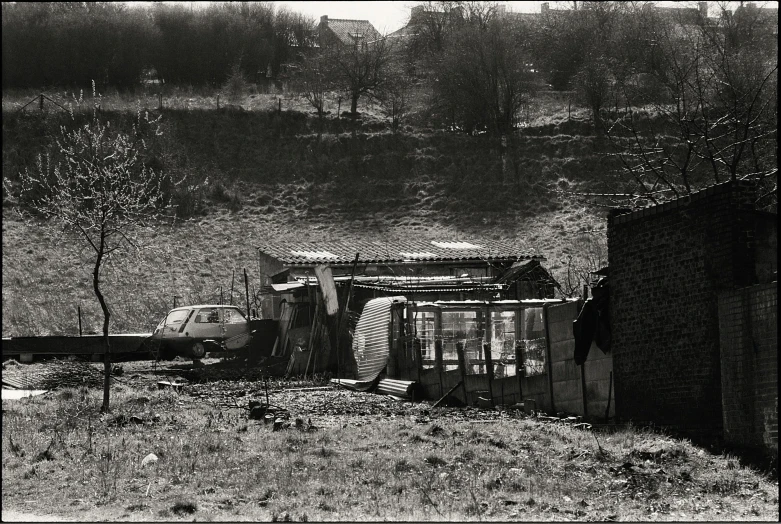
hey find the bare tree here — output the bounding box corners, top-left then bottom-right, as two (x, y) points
(12, 87), (172, 412)
(326, 36), (394, 118)
(289, 50), (334, 128)
(376, 56), (414, 132)
(604, 4), (777, 208)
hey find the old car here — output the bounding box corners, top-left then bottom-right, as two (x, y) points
(149, 304), (251, 360)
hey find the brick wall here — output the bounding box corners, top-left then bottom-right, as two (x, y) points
(718, 283), (778, 454)
(607, 180), (759, 439)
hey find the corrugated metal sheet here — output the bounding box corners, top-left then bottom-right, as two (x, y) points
(352, 296), (407, 382)
(258, 239), (542, 265)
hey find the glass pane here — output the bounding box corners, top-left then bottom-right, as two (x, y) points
(165, 309), (190, 326)
(223, 308), (246, 324)
(520, 308), (546, 376)
(441, 311), (483, 372)
(491, 310), (516, 377)
(521, 308), (545, 340)
(414, 311), (436, 370)
(195, 307), (220, 323)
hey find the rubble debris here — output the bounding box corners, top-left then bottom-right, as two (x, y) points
(157, 380), (184, 392)
(376, 379), (417, 400)
(141, 453), (158, 467)
(1, 389), (48, 400)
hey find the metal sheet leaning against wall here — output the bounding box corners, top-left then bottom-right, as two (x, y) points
(352, 296), (407, 381)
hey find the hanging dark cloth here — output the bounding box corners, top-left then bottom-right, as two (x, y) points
(573, 277), (610, 365)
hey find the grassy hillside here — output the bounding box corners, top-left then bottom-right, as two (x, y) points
(2, 92), (613, 337)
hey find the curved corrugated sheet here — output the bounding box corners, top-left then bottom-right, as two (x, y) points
(353, 296), (406, 382)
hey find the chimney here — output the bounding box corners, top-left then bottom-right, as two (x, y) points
(541, 2), (550, 13)
(698, 1), (707, 17)
(320, 15), (328, 27)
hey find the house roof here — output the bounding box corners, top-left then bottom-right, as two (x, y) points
(259, 239), (543, 265)
(321, 18), (382, 45)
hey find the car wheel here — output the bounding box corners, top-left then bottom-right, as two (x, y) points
(191, 342), (206, 359)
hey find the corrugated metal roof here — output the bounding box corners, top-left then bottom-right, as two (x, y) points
(352, 296), (406, 381)
(259, 239), (542, 265)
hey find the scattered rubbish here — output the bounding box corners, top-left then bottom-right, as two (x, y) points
(157, 380), (184, 392)
(1, 389), (48, 400)
(475, 397), (494, 409)
(376, 378), (416, 400)
(141, 453), (158, 467)
(432, 380), (463, 408)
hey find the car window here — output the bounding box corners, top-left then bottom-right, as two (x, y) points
(165, 309), (191, 326)
(223, 308), (246, 324)
(194, 307), (220, 323)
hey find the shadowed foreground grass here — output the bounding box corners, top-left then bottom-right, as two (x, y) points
(2, 384), (777, 522)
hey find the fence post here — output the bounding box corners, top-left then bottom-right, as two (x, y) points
(217, 93), (220, 109)
(78, 306), (83, 337)
(543, 303), (556, 414)
(435, 339), (444, 398)
(484, 342), (494, 407)
(515, 340), (524, 403)
(40, 94), (44, 112)
(278, 97), (281, 113)
(244, 268), (250, 317)
(456, 341), (468, 405)
(158, 92), (163, 111)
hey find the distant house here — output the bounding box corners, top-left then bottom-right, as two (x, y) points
(318, 15), (382, 48)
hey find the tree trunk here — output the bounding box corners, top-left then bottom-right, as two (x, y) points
(350, 94), (359, 117)
(94, 234), (112, 413)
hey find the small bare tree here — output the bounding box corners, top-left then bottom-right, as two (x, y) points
(288, 50), (334, 133)
(377, 57), (414, 132)
(13, 86), (172, 412)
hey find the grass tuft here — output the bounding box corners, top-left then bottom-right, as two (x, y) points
(171, 499), (197, 515)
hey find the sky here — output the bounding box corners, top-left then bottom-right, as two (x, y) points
(130, 2), (752, 36)
(273, 1), (546, 34)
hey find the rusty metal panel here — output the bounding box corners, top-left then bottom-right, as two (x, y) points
(352, 296), (407, 381)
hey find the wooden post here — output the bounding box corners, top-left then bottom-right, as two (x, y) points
(456, 341), (468, 405)
(435, 339), (444, 398)
(483, 342), (495, 407)
(220, 287), (223, 306)
(39, 94), (44, 112)
(542, 303), (556, 414)
(414, 335), (423, 383)
(244, 268), (250, 318)
(605, 371), (613, 421)
(217, 93), (220, 109)
(78, 306), (83, 337)
(158, 92), (163, 111)
(278, 97), (281, 113)
(229, 269), (235, 306)
(515, 340), (524, 403)
(581, 360), (588, 417)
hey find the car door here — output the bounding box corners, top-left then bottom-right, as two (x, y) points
(186, 306), (223, 341)
(156, 308), (193, 340)
(221, 307), (250, 348)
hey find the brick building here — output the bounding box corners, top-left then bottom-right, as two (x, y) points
(607, 180), (777, 452)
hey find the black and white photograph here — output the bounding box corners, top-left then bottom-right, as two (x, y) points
(1, 0), (777, 521)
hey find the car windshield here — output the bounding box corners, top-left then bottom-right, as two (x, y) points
(164, 309), (191, 326)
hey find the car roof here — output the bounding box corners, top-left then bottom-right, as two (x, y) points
(171, 304), (243, 311)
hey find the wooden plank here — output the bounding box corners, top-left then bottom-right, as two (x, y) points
(314, 265), (339, 317)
